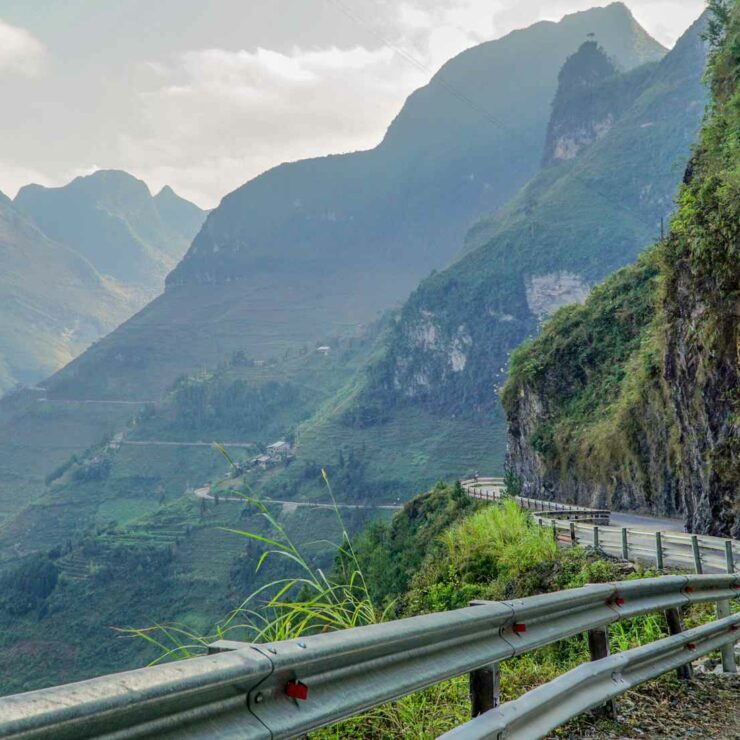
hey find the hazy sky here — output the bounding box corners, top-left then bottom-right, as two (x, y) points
(0, 0), (705, 208)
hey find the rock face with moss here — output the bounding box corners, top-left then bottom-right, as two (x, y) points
(503, 2), (739, 537)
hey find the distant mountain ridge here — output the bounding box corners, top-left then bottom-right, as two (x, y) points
(0, 170), (205, 395)
(0, 196), (135, 394)
(40, 3), (665, 406)
(14, 170), (205, 299)
(171, 3), (663, 290)
(344, 10), (708, 423)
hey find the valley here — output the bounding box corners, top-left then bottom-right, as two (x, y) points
(0, 1), (734, 711)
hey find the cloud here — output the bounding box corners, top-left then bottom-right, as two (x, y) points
(0, 19), (46, 76)
(121, 43), (424, 206)
(120, 2), (510, 206)
(0, 1), (706, 206)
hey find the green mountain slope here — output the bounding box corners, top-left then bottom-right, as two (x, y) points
(346, 11), (707, 428)
(503, 1), (739, 536)
(0, 7), (711, 696)
(0, 196), (135, 395)
(0, 5), (666, 526)
(14, 170), (205, 298)
(45, 4), (664, 404)
(11, 7), (699, 564)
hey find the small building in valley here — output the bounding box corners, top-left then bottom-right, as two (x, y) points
(267, 440), (292, 459)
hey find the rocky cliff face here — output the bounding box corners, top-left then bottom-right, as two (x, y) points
(542, 40), (653, 166)
(504, 6), (737, 536)
(347, 13), (706, 425)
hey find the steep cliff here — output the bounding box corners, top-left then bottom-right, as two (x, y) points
(503, 1), (738, 536)
(344, 12), (707, 424)
(542, 40), (653, 165)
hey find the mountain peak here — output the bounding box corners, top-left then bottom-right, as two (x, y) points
(542, 39), (627, 165)
(13, 169), (204, 290)
(155, 184), (177, 199)
(557, 40), (618, 94)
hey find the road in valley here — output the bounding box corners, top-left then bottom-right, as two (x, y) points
(194, 486), (402, 512)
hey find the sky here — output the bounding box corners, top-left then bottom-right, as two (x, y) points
(0, 0), (706, 208)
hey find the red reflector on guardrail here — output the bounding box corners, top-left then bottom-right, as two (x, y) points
(614, 597), (625, 606)
(730, 626), (739, 633)
(286, 681), (309, 700)
(512, 623), (527, 634)
(685, 643), (696, 651)
(685, 587), (694, 593)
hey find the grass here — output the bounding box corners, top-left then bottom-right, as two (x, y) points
(123, 469), (389, 659)
(441, 498), (558, 580)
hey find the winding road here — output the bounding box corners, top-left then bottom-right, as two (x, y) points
(194, 486), (402, 512)
(472, 481), (685, 532)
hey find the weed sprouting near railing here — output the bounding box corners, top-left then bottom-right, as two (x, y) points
(122, 445), (392, 662)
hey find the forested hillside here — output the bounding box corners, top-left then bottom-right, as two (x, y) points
(503, 1), (739, 536)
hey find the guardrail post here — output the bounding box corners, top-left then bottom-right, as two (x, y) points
(726, 540), (735, 573)
(569, 521), (576, 546)
(716, 544), (738, 674)
(691, 535), (703, 574)
(592, 526), (599, 551)
(621, 528), (628, 560)
(470, 663), (500, 717)
(655, 531), (664, 570)
(716, 600), (737, 674)
(664, 608), (693, 680)
(552, 520), (558, 543)
(587, 627), (616, 718)
(469, 600), (501, 716)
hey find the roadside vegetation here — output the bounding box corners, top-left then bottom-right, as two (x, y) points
(129, 476), (730, 738)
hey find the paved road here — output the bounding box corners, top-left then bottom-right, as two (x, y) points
(38, 398), (155, 405)
(472, 482), (685, 533)
(194, 486), (402, 512)
(609, 511), (684, 533)
(123, 440), (255, 449)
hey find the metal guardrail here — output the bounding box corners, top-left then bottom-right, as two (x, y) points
(461, 479), (740, 575)
(463, 478), (610, 525)
(442, 612), (740, 740)
(0, 575), (736, 739)
(546, 517), (738, 575)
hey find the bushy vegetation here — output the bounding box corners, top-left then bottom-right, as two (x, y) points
(351, 481), (481, 608)
(170, 376), (302, 435)
(155, 483), (715, 738)
(0, 556), (59, 617)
